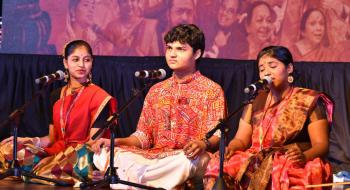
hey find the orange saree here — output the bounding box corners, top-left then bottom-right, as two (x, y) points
(0, 84), (116, 185)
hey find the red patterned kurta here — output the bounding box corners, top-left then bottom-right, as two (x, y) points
(94, 71), (226, 189)
(129, 71), (225, 158)
(205, 87), (333, 190)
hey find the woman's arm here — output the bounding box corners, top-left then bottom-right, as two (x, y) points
(226, 118), (253, 159)
(286, 100), (330, 164)
(226, 104), (253, 159)
(304, 119), (329, 160)
(0, 124), (53, 148)
(35, 124), (54, 148)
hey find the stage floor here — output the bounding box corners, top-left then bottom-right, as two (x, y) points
(0, 178), (110, 189)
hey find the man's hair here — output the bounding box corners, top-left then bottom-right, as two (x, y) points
(164, 24), (205, 58)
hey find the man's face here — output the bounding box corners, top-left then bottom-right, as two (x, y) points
(165, 41), (198, 73)
(169, 0), (195, 27)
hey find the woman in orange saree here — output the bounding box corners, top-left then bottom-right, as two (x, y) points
(0, 40), (116, 186)
(204, 46), (333, 190)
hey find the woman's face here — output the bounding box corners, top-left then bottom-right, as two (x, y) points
(64, 46), (93, 83)
(246, 4), (274, 43)
(217, 0), (239, 27)
(74, 0), (95, 25)
(301, 10), (326, 46)
(258, 55), (292, 89)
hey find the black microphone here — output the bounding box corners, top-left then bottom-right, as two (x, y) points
(35, 70), (66, 84)
(135, 69), (166, 79)
(244, 76), (272, 94)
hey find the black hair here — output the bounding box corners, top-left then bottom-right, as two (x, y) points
(257, 46), (293, 66)
(257, 46), (297, 81)
(164, 24), (205, 58)
(63, 40), (93, 59)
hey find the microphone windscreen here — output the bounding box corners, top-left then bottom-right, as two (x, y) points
(56, 70), (66, 80)
(135, 71), (141, 77)
(35, 78), (41, 84)
(244, 87), (250, 94)
(158, 69), (166, 79)
(263, 76), (272, 84)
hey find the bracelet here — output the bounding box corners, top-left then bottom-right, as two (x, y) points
(33, 137), (41, 147)
(201, 138), (211, 151)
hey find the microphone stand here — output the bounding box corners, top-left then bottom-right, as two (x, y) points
(206, 93), (258, 190)
(0, 81), (70, 186)
(80, 82), (164, 190)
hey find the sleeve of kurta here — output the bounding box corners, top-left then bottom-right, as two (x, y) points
(131, 88), (156, 149)
(206, 85), (226, 137)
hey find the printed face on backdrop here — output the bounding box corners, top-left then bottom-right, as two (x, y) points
(169, 0), (195, 27)
(246, 3), (274, 43)
(72, 0), (96, 26)
(117, 0), (142, 18)
(301, 10), (326, 47)
(217, 0), (239, 27)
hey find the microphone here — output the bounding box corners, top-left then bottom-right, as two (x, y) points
(135, 69), (166, 79)
(35, 70), (66, 84)
(244, 76), (272, 94)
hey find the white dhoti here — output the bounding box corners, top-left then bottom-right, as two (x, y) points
(93, 147), (210, 190)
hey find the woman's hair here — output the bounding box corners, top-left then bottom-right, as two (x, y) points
(245, 1), (276, 26)
(63, 40), (93, 59)
(257, 46), (293, 66)
(164, 24), (205, 58)
(257, 46), (297, 81)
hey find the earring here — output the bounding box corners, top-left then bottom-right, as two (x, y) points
(88, 72), (92, 83)
(64, 69), (69, 83)
(288, 75), (294, 83)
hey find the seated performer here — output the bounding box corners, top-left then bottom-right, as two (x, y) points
(0, 40), (117, 186)
(93, 24), (226, 189)
(204, 45), (333, 190)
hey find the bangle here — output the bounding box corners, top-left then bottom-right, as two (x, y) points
(33, 137), (41, 147)
(202, 138), (211, 151)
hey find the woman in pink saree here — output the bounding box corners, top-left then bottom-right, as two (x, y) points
(204, 46), (333, 190)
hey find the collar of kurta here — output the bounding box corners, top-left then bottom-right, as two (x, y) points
(171, 70), (201, 84)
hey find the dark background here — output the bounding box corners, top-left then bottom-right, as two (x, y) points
(0, 54), (349, 170)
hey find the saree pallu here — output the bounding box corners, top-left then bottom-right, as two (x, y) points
(46, 84), (114, 156)
(205, 87), (334, 190)
(0, 141), (45, 173)
(0, 142), (94, 186)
